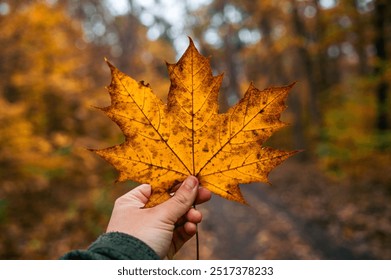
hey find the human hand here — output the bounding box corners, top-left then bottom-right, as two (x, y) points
(106, 176), (211, 259)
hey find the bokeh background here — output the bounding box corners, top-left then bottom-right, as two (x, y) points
(0, 0), (390, 259)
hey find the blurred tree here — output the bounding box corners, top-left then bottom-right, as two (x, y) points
(289, 0), (321, 127)
(373, 0), (390, 132)
(0, 0), (111, 258)
(0, 1), (89, 188)
(65, 0), (176, 97)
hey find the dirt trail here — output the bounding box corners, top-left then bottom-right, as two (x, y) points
(176, 159), (391, 260)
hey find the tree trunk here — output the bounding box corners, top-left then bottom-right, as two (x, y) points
(290, 0), (321, 129)
(221, 25), (242, 112)
(374, 0), (389, 131)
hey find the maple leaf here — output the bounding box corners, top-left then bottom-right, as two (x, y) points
(92, 38), (297, 207)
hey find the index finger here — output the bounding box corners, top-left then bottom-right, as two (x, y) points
(195, 187), (212, 205)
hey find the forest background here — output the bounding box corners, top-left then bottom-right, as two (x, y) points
(0, 0), (390, 259)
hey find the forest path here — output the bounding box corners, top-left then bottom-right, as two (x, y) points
(176, 159), (390, 260)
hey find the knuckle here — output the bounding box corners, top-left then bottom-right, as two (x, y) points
(173, 191), (190, 208)
(114, 196), (126, 205)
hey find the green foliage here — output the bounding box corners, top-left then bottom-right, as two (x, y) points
(318, 76), (391, 179)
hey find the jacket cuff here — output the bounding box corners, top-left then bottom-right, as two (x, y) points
(88, 232), (160, 260)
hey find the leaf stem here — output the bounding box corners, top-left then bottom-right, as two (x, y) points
(193, 203), (199, 260)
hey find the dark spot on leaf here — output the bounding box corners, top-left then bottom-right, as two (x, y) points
(141, 80), (150, 87)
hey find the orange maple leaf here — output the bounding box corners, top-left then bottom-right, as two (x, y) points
(92, 38), (297, 207)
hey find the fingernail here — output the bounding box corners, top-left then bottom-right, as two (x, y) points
(184, 176), (198, 190)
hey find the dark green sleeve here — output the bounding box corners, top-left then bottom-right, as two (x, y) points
(60, 232), (160, 260)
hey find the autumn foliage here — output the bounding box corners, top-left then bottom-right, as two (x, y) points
(1, 0), (391, 260)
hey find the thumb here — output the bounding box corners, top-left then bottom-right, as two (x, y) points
(158, 176), (199, 221)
